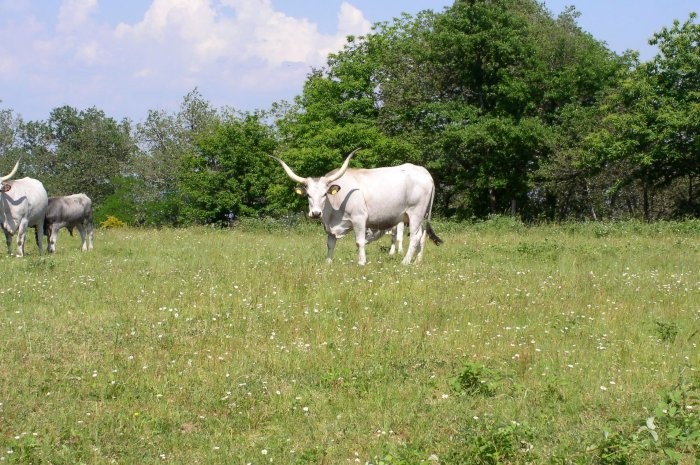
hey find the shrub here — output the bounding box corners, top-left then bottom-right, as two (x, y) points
(444, 418), (536, 465)
(588, 370), (699, 464)
(451, 362), (501, 397)
(100, 215), (127, 229)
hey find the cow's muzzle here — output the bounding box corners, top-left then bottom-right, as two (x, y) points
(309, 210), (322, 219)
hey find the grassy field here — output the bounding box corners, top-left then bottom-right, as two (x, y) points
(0, 218), (698, 464)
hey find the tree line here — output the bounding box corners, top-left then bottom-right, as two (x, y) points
(1, 0), (698, 226)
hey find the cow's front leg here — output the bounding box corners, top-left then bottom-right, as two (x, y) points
(326, 234), (337, 264)
(15, 219), (28, 257)
(35, 225), (44, 256)
(16, 234), (25, 257)
(48, 225), (58, 253)
(4, 230), (11, 255)
(354, 225), (367, 266)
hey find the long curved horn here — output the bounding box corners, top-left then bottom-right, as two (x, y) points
(324, 148), (361, 183)
(0, 160), (19, 183)
(269, 155), (307, 184)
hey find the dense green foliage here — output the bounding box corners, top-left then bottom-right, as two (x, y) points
(0, 221), (697, 463)
(585, 13), (700, 220)
(1, 1), (698, 224)
(14, 106), (134, 206)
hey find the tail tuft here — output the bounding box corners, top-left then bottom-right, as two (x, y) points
(426, 222), (443, 246)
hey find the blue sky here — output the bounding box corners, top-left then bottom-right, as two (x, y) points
(0, 0), (696, 123)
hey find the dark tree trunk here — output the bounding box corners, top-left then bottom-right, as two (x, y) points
(643, 183), (650, 222)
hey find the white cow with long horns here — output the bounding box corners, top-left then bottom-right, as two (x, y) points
(0, 160), (49, 257)
(271, 149), (442, 265)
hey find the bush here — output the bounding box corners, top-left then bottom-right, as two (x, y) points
(100, 215), (127, 229)
(444, 418), (536, 465)
(587, 370), (699, 464)
(451, 362), (501, 397)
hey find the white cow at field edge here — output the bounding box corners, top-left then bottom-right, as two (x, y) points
(0, 161), (48, 257)
(44, 193), (94, 253)
(272, 149), (442, 265)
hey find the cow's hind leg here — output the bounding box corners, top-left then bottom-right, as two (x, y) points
(402, 214), (424, 265)
(389, 222), (404, 255)
(401, 226), (422, 265)
(87, 221), (94, 250)
(77, 224), (88, 251)
(389, 226), (398, 255)
(415, 226), (429, 264)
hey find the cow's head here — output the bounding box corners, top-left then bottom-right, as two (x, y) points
(272, 149), (360, 219)
(0, 160), (19, 193)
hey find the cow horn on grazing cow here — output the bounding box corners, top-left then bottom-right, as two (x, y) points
(0, 160), (48, 257)
(270, 148), (360, 188)
(271, 149), (442, 265)
(0, 160), (19, 185)
(44, 193), (94, 253)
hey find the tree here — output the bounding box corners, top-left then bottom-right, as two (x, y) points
(0, 103), (24, 165)
(19, 106), (135, 204)
(585, 13), (700, 220)
(282, 0), (622, 219)
(647, 13), (700, 216)
(178, 111), (277, 225)
(130, 88), (220, 225)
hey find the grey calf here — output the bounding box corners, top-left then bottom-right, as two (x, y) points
(44, 193), (94, 253)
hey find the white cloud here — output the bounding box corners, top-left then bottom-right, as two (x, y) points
(316, 2), (371, 61)
(1, 0), (373, 120)
(115, 0), (371, 68)
(58, 0), (97, 33)
(0, 54), (18, 75)
(75, 40), (106, 64)
(115, 0), (219, 43)
(107, 0), (373, 102)
(338, 1), (372, 36)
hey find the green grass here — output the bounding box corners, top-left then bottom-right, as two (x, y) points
(1, 219), (698, 464)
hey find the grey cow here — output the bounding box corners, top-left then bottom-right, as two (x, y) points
(272, 149), (442, 265)
(366, 221), (405, 255)
(0, 161), (49, 257)
(45, 193), (94, 253)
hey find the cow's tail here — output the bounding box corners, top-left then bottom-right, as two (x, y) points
(426, 222), (443, 246)
(425, 184), (443, 246)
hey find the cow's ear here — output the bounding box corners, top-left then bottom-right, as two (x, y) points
(327, 185), (341, 195)
(1, 184), (10, 192)
(294, 186), (306, 196)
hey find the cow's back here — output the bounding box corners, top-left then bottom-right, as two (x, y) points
(326, 164), (434, 229)
(47, 194), (92, 220)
